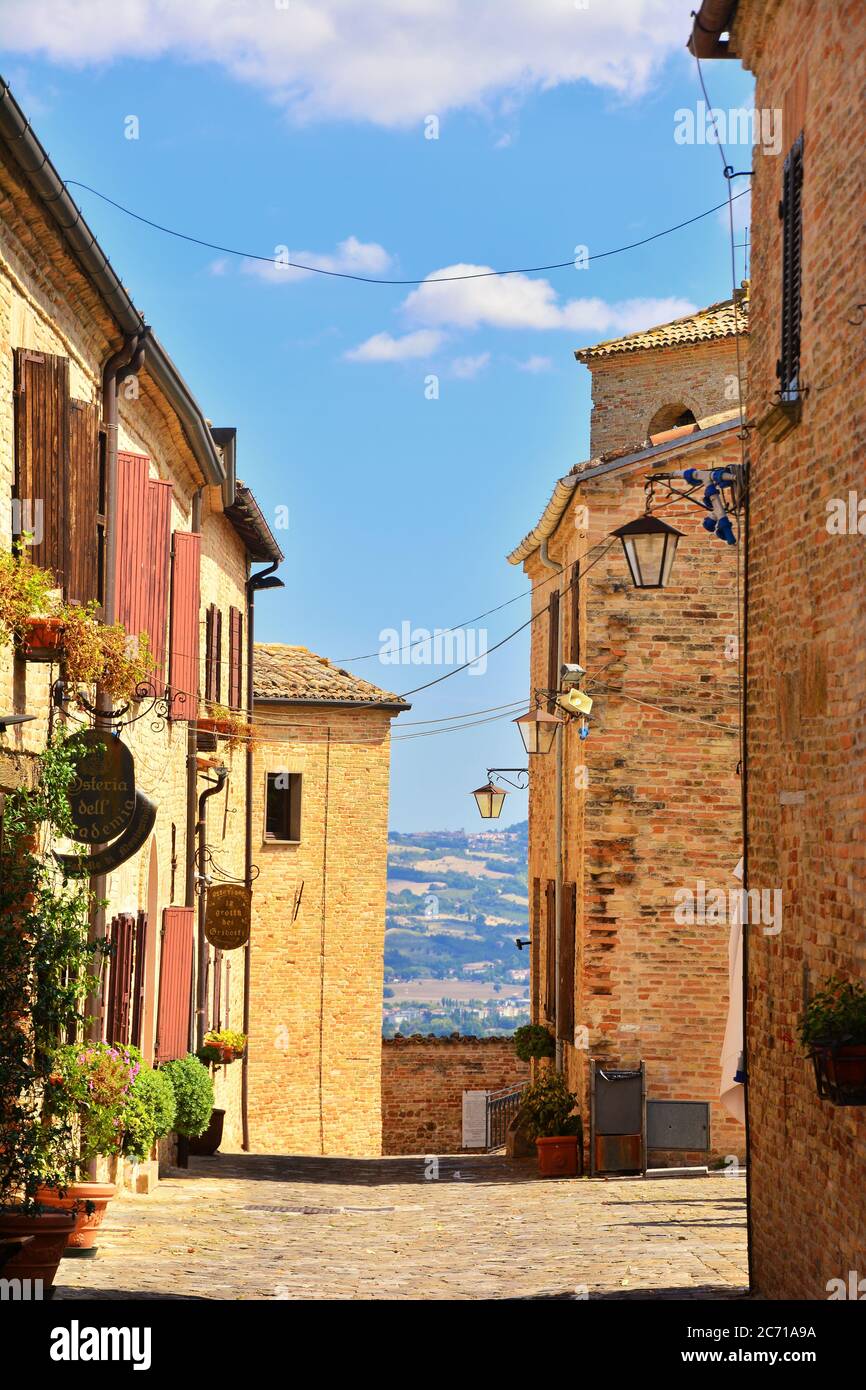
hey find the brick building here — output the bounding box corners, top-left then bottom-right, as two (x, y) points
(381, 1035), (529, 1155)
(691, 0), (866, 1299)
(0, 78), (282, 1172)
(507, 299), (748, 1168)
(247, 644), (408, 1155)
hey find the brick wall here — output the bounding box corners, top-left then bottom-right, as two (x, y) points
(731, 0), (866, 1300)
(381, 1035), (529, 1154)
(247, 703), (395, 1156)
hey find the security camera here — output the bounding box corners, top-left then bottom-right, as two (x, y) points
(560, 663), (586, 687)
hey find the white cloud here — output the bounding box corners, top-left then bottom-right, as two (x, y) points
(0, 0), (688, 126)
(450, 352), (490, 379)
(242, 235), (392, 284)
(343, 329), (445, 363)
(207, 257), (229, 276)
(403, 266), (696, 337)
(517, 355), (553, 373)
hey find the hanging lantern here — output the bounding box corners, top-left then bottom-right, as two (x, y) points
(514, 707), (562, 756)
(471, 780), (508, 819)
(612, 513), (683, 589)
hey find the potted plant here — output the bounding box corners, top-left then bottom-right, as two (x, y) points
(198, 702), (234, 737)
(520, 1071), (582, 1177)
(162, 1055), (216, 1164)
(799, 975), (866, 1104)
(513, 1023), (556, 1063)
(199, 1029), (247, 1065)
(60, 601), (154, 702)
(119, 1057), (177, 1164)
(0, 548), (62, 657)
(0, 736), (105, 1288)
(37, 1041), (144, 1255)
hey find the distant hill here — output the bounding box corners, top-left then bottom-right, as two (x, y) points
(383, 821), (529, 1036)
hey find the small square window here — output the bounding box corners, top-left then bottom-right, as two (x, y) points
(265, 772), (302, 842)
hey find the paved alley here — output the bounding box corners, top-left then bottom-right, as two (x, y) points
(54, 1154), (748, 1301)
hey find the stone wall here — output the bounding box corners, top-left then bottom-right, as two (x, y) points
(381, 1035), (529, 1155)
(732, 0), (866, 1301)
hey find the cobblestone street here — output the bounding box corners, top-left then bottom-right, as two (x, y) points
(54, 1155), (748, 1301)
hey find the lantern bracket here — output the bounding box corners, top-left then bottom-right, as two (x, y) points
(485, 766), (528, 791)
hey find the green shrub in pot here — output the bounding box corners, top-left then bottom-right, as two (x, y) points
(798, 976), (866, 1050)
(161, 1055), (214, 1138)
(513, 1023), (556, 1063)
(520, 1071), (581, 1141)
(121, 1060), (177, 1162)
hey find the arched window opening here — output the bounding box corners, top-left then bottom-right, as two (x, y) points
(648, 404), (697, 437)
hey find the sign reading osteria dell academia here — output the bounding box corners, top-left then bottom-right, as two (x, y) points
(205, 883), (252, 950)
(67, 730), (136, 843)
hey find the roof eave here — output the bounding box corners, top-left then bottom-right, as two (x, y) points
(0, 74), (225, 491)
(253, 695), (410, 712)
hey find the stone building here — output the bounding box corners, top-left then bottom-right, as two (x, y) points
(507, 299), (748, 1168)
(0, 77), (281, 1174)
(691, 0), (866, 1299)
(247, 644), (407, 1155)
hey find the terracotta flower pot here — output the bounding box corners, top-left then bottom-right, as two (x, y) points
(823, 1044), (866, 1088)
(188, 1107), (226, 1157)
(35, 1182), (116, 1255)
(20, 616), (65, 659)
(536, 1135), (580, 1178)
(0, 1209), (76, 1291)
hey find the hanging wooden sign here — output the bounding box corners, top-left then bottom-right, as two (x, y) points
(54, 790), (157, 879)
(205, 883), (252, 950)
(66, 730), (136, 844)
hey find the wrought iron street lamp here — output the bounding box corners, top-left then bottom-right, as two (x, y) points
(513, 706), (562, 756)
(612, 513), (683, 590)
(471, 767), (528, 819)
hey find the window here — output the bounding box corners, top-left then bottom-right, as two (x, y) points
(778, 133), (804, 400)
(204, 604), (223, 703)
(265, 772), (302, 842)
(647, 403), (696, 437)
(546, 589), (560, 711)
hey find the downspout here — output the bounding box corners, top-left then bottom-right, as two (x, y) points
(185, 489), (203, 1054)
(196, 766), (228, 1050)
(87, 331), (144, 1046)
(241, 559), (283, 1151)
(539, 540), (564, 1073)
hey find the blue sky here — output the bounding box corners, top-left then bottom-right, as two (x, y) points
(1, 2), (754, 832)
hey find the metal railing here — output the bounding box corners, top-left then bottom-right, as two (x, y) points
(485, 1084), (526, 1151)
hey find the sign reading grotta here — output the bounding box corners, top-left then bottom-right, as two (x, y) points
(205, 884), (252, 950)
(67, 730), (136, 843)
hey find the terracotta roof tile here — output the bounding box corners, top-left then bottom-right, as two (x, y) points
(574, 290), (749, 362)
(253, 643), (408, 708)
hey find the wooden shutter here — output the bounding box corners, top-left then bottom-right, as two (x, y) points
(65, 399), (100, 606)
(544, 879), (556, 1020)
(115, 452), (172, 677)
(168, 531), (201, 720)
(228, 606), (244, 710)
(212, 948), (222, 1030)
(557, 882), (576, 1043)
(215, 608), (223, 703)
(547, 590), (560, 711)
(155, 907), (194, 1062)
(204, 603), (223, 703)
(569, 562), (581, 666)
(778, 133), (804, 398)
(13, 348), (69, 585)
(105, 912), (135, 1046)
(531, 877), (541, 1022)
(130, 911), (148, 1049)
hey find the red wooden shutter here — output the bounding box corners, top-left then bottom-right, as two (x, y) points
(115, 452), (172, 678)
(155, 907), (194, 1062)
(130, 911), (148, 1049)
(557, 882), (576, 1043)
(168, 531), (201, 720)
(13, 348), (69, 586)
(531, 877), (541, 1023)
(65, 398), (100, 606)
(228, 606), (243, 709)
(545, 879), (556, 1020)
(105, 912), (135, 1046)
(214, 608), (223, 704)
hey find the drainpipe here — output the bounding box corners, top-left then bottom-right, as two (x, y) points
(196, 766), (228, 1050)
(184, 489), (203, 1054)
(687, 1), (738, 58)
(87, 331), (144, 1046)
(539, 540), (564, 1073)
(241, 560), (283, 1151)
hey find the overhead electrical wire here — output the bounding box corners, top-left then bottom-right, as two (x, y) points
(64, 178), (750, 287)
